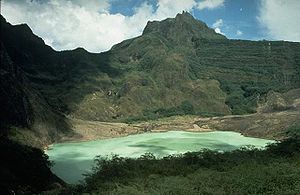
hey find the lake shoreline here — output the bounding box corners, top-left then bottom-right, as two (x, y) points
(46, 110), (290, 149)
(50, 119), (213, 147)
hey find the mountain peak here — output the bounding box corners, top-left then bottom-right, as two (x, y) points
(142, 11), (226, 42)
(175, 11), (194, 19)
(174, 11), (209, 27)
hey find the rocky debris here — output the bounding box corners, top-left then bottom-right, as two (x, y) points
(258, 91), (290, 113)
(196, 89), (300, 139)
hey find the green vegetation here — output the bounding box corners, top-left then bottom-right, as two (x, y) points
(67, 14), (300, 119)
(286, 123), (300, 137)
(124, 100), (196, 123)
(124, 100), (225, 123)
(54, 137), (300, 194)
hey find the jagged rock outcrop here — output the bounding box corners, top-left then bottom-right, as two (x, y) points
(143, 11), (226, 44)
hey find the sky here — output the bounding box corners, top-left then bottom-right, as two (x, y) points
(1, 0), (300, 53)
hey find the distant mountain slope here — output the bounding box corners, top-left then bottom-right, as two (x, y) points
(1, 12), (300, 145)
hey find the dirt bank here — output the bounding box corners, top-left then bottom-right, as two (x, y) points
(57, 115), (212, 143)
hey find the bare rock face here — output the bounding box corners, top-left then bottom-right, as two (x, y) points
(196, 89), (300, 139)
(0, 43), (32, 130)
(143, 11), (226, 45)
(0, 17), (72, 146)
(258, 91), (289, 113)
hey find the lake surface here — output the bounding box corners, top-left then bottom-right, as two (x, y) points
(46, 131), (274, 184)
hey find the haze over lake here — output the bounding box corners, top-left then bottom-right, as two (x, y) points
(46, 131), (274, 183)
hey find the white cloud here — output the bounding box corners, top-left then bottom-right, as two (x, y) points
(212, 19), (223, 28)
(258, 0), (300, 42)
(70, 0), (110, 12)
(212, 19), (225, 35)
(155, 0), (197, 19)
(214, 28), (223, 35)
(197, 0), (224, 10)
(2, 0), (226, 52)
(2, 0), (127, 52)
(236, 30), (243, 36)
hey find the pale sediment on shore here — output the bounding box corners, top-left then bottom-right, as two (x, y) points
(58, 116), (213, 143)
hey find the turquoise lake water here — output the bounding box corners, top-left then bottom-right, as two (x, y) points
(46, 131), (274, 184)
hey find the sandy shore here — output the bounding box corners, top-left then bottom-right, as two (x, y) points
(58, 116), (213, 143)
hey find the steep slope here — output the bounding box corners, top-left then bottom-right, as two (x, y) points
(192, 39), (300, 114)
(0, 33), (70, 147)
(71, 12), (232, 121)
(0, 15), (114, 145)
(142, 11), (226, 43)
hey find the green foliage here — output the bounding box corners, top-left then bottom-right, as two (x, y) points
(192, 39), (300, 114)
(180, 100), (195, 114)
(124, 100), (197, 123)
(286, 123), (300, 137)
(59, 137), (300, 194)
